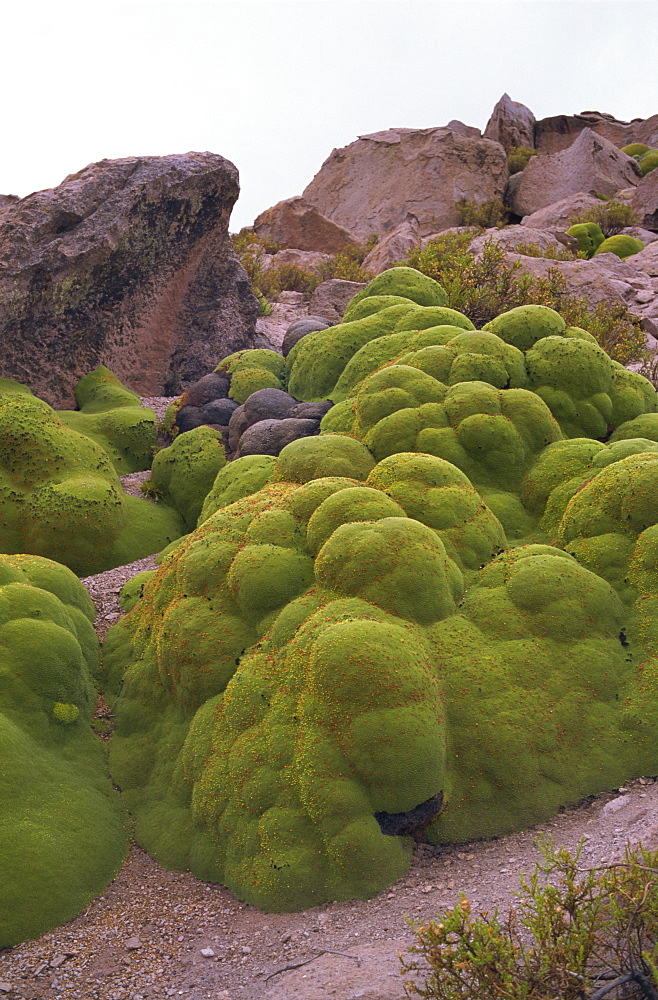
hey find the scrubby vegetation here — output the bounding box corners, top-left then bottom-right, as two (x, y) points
(401, 838), (658, 1000)
(569, 199), (640, 237)
(231, 229), (375, 308)
(404, 236), (647, 365)
(455, 197), (508, 228)
(507, 144), (539, 174)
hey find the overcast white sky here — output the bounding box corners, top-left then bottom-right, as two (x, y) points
(2, 0), (657, 231)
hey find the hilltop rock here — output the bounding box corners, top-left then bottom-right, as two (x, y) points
(252, 196), (361, 253)
(508, 128), (641, 218)
(484, 93), (536, 151)
(301, 126), (508, 241)
(534, 110), (658, 155)
(0, 153), (258, 407)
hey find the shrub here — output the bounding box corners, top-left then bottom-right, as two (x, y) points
(509, 240), (580, 261)
(401, 838), (658, 1000)
(404, 236), (647, 365)
(455, 198), (508, 228)
(570, 200), (639, 237)
(507, 145), (539, 174)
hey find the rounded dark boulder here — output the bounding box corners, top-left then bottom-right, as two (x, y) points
(288, 400), (334, 420)
(199, 397), (240, 426)
(175, 404), (206, 433)
(235, 417), (321, 457)
(184, 372), (231, 407)
(282, 317), (332, 357)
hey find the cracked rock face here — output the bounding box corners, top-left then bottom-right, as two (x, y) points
(0, 153), (258, 407)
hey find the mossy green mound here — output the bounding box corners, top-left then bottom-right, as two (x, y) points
(426, 545), (634, 843)
(287, 305), (419, 401)
(58, 366), (157, 473)
(150, 426), (227, 530)
(345, 266), (448, 312)
(104, 448), (657, 910)
(594, 235), (645, 260)
(565, 222), (605, 259)
(483, 305), (566, 352)
(216, 349), (288, 402)
(0, 391), (185, 575)
(0, 554), (127, 947)
(638, 150), (658, 176)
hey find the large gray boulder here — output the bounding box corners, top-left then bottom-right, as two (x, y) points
(484, 93), (536, 151)
(468, 225), (567, 256)
(0, 153), (258, 407)
(508, 128), (641, 218)
(301, 126), (509, 241)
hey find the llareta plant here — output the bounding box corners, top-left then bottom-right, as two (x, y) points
(401, 837), (658, 999)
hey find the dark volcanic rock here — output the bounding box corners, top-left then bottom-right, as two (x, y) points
(0, 153), (258, 407)
(235, 417), (321, 457)
(184, 372), (231, 406)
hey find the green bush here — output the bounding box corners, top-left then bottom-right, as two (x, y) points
(570, 199), (639, 237)
(401, 838), (658, 1000)
(506, 145), (539, 174)
(455, 197), (508, 228)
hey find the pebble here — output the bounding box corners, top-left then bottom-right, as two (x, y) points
(200, 948), (215, 958)
(0, 984), (12, 994)
(125, 937), (142, 951)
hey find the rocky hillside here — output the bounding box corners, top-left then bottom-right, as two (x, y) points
(250, 95), (658, 343)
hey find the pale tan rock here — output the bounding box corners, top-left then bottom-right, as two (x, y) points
(0, 153), (258, 407)
(520, 193), (603, 230)
(535, 111), (658, 155)
(484, 93), (536, 151)
(508, 128), (641, 218)
(362, 218), (421, 274)
(302, 127), (508, 241)
(308, 278), (366, 323)
(629, 167), (658, 232)
(469, 225), (566, 256)
(252, 196), (361, 253)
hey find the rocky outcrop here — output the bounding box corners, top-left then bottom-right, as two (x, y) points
(534, 111), (658, 155)
(508, 128), (641, 218)
(0, 153), (258, 407)
(484, 93), (536, 151)
(301, 127), (509, 241)
(252, 196), (361, 253)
